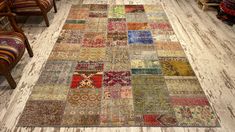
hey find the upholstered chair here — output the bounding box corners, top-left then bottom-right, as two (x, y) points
(8, 0), (57, 27)
(0, 0), (33, 88)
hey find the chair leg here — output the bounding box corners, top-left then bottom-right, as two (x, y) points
(42, 13), (50, 27)
(202, 4), (207, 11)
(25, 38), (34, 57)
(4, 71), (16, 89)
(53, 0), (57, 13)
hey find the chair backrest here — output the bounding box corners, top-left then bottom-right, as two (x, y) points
(0, 1), (24, 34)
(0, 0), (14, 14)
(0, 0), (7, 11)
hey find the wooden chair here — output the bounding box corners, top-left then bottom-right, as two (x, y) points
(197, 0), (221, 11)
(0, 0), (33, 88)
(8, 0), (57, 27)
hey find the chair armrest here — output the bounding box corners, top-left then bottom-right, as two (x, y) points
(0, 12), (16, 17)
(34, 0), (46, 11)
(0, 12), (23, 33)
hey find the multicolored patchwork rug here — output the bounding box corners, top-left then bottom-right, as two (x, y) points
(17, 4), (219, 127)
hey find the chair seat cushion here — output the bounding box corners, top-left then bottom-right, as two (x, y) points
(0, 32), (25, 65)
(10, 0), (53, 13)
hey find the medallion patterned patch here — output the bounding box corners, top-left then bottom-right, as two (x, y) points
(18, 4), (219, 127)
(70, 62), (103, 89)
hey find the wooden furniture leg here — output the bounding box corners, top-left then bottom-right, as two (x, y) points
(25, 39), (34, 57)
(42, 13), (50, 27)
(4, 71), (17, 89)
(53, 0), (57, 13)
(202, 4), (207, 11)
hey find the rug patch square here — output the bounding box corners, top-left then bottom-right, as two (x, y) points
(49, 43), (81, 61)
(108, 19), (127, 33)
(103, 71), (131, 86)
(103, 86), (133, 99)
(90, 4), (108, 11)
(75, 61), (104, 71)
(108, 5), (125, 18)
(18, 101), (65, 126)
(103, 86), (121, 99)
(126, 13), (148, 22)
(159, 57), (195, 76)
(156, 42), (186, 57)
(107, 32), (127, 40)
(146, 13), (169, 23)
(105, 47), (130, 71)
(127, 23), (148, 30)
(131, 60), (162, 75)
(129, 44), (155, 51)
(173, 105), (218, 126)
(52, 43), (81, 52)
(37, 61), (76, 85)
(131, 60), (160, 69)
(63, 23), (86, 30)
(107, 32), (127, 46)
(62, 115), (100, 126)
(125, 5), (145, 13)
(70, 62), (103, 89)
(156, 41), (182, 51)
(78, 47), (106, 61)
(170, 96), (219, 126)
(82, 32), (106, 47)
(152, 30), (178, 42)
(129, 50), (158, 60)
(144, 5), (164, 13)
(48, 52), (81, 61)
(165, 76), (204, 96)
(89, 11), (107, 18)
(56, 30), (84, 44)
(67, 7), (89, 20)
(133, 83), (174, 115)
(149, 22), (173, 31)
(128, 31), (153, 44)
(64, 89), (101, 115)
(131, 74), (165, 85)
(86, 18), (107, 32)
(143, 114), (177, 126)
(100, 98), (135, 126)
(29, 84), (69, 101)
